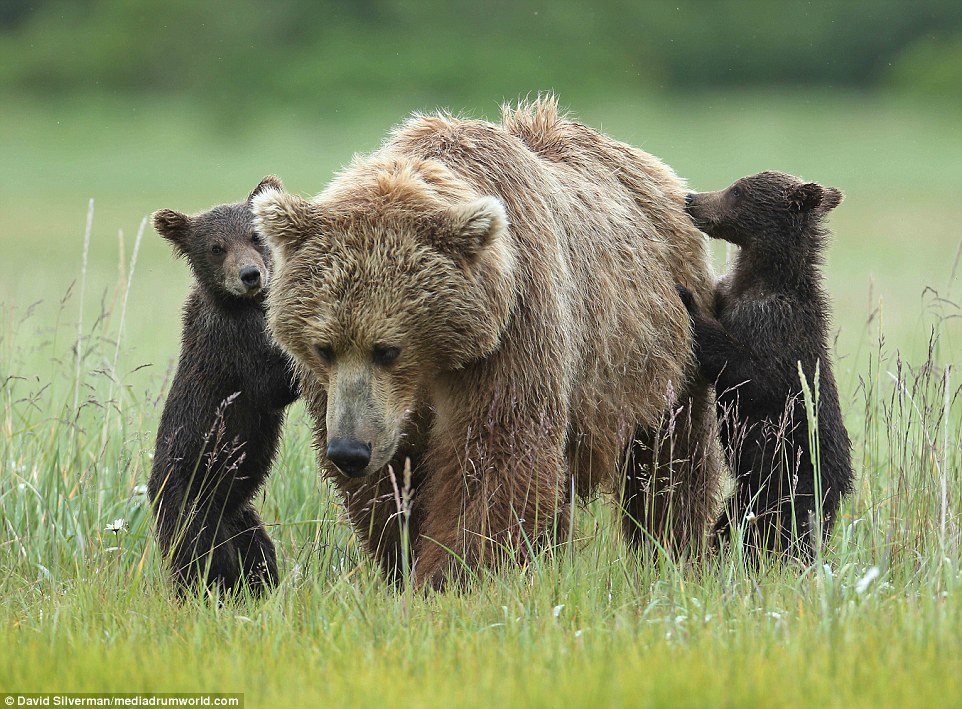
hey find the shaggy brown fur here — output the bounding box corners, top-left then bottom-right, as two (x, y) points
(254, 97), (723, 589)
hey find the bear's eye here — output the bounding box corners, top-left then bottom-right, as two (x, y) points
(211, 244), (225, 255)
(315, 345), (335, 363)
(731, 186), (742, 199)
(251, 232), (262, 245)
(373, 345), (401, 366)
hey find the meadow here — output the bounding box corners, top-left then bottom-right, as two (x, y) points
(2, 92), (961, 707)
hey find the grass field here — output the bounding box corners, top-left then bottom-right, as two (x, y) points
(2, 91), (961, 707)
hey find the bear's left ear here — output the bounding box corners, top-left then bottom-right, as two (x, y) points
(252, 189), (323, 262)
(248, 175), (284, 203)
(431, 196), (509, 263)
(790, 182), (844, 214)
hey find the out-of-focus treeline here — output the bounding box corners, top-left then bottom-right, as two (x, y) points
(2, 0), (960, 112)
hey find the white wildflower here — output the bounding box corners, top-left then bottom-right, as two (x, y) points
(105, 518), (127, 534)
(855, 566), (880, 594)
(552, 604), (565, 618)
(289, 563), (303, 585)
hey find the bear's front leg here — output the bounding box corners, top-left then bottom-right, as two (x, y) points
(677, 284), (744, 384)
(253, 346), (301, 409)
(412, 420), (569, 591)
(335, 458), (425, 587)
(678, 284), (776, 396)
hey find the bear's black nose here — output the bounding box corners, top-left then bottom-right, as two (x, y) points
(327, 438), (372, 477)
(240, 266), (261, 289)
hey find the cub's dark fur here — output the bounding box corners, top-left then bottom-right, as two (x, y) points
(679, 170), (853, 561)
(148, 176), (299, 596)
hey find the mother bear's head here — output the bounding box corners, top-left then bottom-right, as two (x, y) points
(251, 159), (517, 478)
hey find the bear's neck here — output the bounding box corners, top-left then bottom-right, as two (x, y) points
(196, 285), (268, 316)
(729, 226), (824, 297)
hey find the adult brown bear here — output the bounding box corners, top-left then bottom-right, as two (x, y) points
(254, 97), (722, 589)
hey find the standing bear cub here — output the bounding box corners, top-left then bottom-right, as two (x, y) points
(678, 171), (854, 562)
(149, 176), (299, 597)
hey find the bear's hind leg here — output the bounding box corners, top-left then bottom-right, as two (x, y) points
(163, 508), (241, 596)
(151, 475), (259, 596)
(231, 504), (279, 594)
(621, 386), (722, 559)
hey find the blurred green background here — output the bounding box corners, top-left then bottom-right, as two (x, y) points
(2, 0), (961, 376)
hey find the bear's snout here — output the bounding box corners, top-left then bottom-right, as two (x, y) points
(683, 191), (718, 234)
(684, 192), (703, 222)
(327, 437), (373, 478)
(240, 266), (262, 291)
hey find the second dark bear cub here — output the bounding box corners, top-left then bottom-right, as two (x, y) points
(679, 170), (853, 562)
(148, 176), (299, 597)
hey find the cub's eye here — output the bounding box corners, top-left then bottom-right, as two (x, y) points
(211, 244), (225, 255)
(315, 345), (335, 363)
(251, 232), (262, 245)
(731, 186), (742, 199)
(373, 345), (401, 366)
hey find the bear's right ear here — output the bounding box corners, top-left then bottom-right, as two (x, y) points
(152, 209), (191, 256)
(790, 182), (844, 214)
(819, 186), (844, 213)
(251, 188), (322, 262)
(249, 175), (284, 203)
(431, 196), (510, 264)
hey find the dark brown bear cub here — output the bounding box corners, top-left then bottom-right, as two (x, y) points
(149, 176), (299, 596)
(678, 171), (853, 562)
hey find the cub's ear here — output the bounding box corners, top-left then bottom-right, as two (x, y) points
(152, 209), (191, 256)
(249, 175), (284, 203)
(789, 183), (823, 213)
(790, 182), (843, 214)
(251, 188), (321, 261)
(431, 196), (509, 263)
(819, 186), (844, 213)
